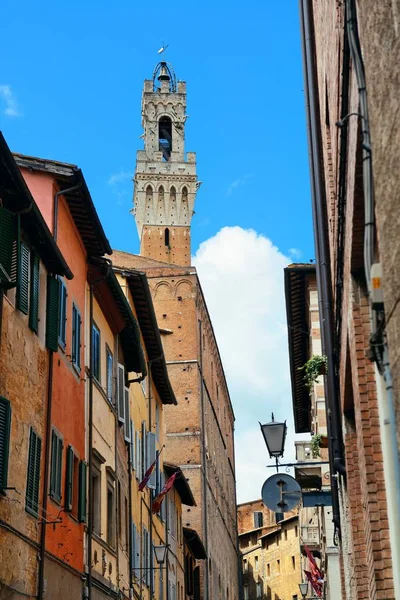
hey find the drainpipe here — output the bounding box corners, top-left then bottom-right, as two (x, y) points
(53, 185), (81, 243)
(127, 361), (134, 596)
(37, 350), (54, 599)
(148, 361), (154, 599)
(198, 319), (209, 600)
(87, 281), (94, 598)
(299, 0), (345, 539)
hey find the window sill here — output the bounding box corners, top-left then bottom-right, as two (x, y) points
(92, 532), (117, 557)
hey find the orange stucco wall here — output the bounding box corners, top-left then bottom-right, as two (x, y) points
(21, 168), (87, 574)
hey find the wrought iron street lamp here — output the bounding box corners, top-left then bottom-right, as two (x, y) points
(299, 581), (309, 598)
(259, 413), (287, 471)
(153, 544), (169, 565)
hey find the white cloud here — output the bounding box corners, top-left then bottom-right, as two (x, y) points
(289, 247), (302, 260)
(227, 173), (254, 196)
(108, 171), (132, 185)
(193, 226), (303, 503)
(0, 84), (22, 117)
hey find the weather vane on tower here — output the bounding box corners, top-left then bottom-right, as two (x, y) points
(157, 41), (169, 55)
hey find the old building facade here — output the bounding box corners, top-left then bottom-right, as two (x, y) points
(0, 129), (200, 600)
(285, 264), (342, 599)
(238, 501), (301, 600)
(113, 60), (239, 600)
(297, 1), (400, 597)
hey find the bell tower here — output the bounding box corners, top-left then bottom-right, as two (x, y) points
(133, 61), (199, 266)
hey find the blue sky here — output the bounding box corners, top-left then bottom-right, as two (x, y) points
(0, 0), (313, 260)
(1, 0), (315, 501)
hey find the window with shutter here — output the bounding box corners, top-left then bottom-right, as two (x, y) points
(130, 420), (135, 470)
(50, 429), (63, 502)
(117, 364), (125, 424)
(0, 397), (11, 492)
(160, 472), (166, 522)
(25, 428), (42, 516)
(72, 304), (81, 370)
(78, 460), (87, 522)
(254, 511), (263, 528)
(136, 526), (141, 580)
(92, 324), (101, 382)
(0, 206), (17, 288)
(106, 347), (113, 403)
(141, 422), (147, 480)
(147, 432), (156, 490)
(124, 388), (131, 442)
(136, 431), (141, 479)
(58, 279), (67, 348)
(65, 446), (74, 511)
(29, 253), (40, 333)
(130, 517), (136, 575)
(17, 243), (30, 314)
(46, 275), (60, 352)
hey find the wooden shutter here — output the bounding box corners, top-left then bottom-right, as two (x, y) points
(147, 432), (156, 490)
(117, 364), (125, 424)
(50, 430), (62, 502)
(136, 526), (141, 580)
(130, 420), (135, 470)
(17, 243), (30, 314)
(26, 428), (41, 516)
(0, 206), (17, 286)
(29, 253), (40, 333)
(46, 275), (60, 352)
(159, 559), (164, 600)
(160, 472), (166, 522)
(136, 431), (141, 479)
(78, 461), (87, 522)
(133, 517), (136, 574)
(124, 388), (131, 442)
(65, 446), (74, 511)
(141, 421), (147, 480)
(0, 397), (11, 491)
(106, 349), (113, 402)
(58, 281), (67, 347)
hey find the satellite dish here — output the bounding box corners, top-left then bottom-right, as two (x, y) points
(261, 473), (302, 512)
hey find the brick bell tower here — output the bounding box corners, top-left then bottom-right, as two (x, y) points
(132, 61), (199, 266)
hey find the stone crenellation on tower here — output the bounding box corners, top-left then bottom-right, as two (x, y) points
(133, 62), (200, 266)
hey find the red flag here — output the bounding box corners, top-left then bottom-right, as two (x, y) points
(304, 545), (323, 579)
(304, 570), (323, 597)
(139, 449), (160, 492)
(152, 471), (178, 513)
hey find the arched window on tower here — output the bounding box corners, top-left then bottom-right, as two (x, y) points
(164, 228), (170, 247)
(181, 186), (189, 222)
(159, 116), (172, 161)
(145, 185), (153, 218)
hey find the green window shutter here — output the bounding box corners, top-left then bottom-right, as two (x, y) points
(26, 428), (42, 516)
(29, 253), (40, 333)
(58, 281), (67, 348)
(17, 243), (30, 314)
(46, 275), (60, 352)
(72, 305), (81, 370)
(65, 446), (74, 511)
(0, 397), (11, 492)
(78, 460), (87, 523)
(0, 207), (17, 287)
(50, 429), (62, 502)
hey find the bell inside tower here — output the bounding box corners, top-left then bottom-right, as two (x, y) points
(159, 116), (172, 160)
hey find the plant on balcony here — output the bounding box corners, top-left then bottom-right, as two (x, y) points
(310, 433), (323, 458)
(299, 355), (328, 391)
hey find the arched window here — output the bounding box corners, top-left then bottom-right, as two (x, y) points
(164, 228), (170, 247)
(158, 185), (164, 202)
(182, 186), (188, 201)
(159, 116), (172, 160)
(146, 185), (153, 201)
(170, 186), (176, 201)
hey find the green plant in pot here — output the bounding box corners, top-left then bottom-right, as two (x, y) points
(299, 355), (328, 390)
(310, 434), (323, 458)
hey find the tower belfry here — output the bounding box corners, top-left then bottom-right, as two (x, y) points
(132, 61), (199, 266)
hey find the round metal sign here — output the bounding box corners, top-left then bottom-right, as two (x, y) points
(261, 473), (301, 512)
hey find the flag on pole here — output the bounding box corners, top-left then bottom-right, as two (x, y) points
(303, 545), (323, 597)
(152, 471), (178, 514)
(304, 570), (323, 597)
(139, 448), (161, 492)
